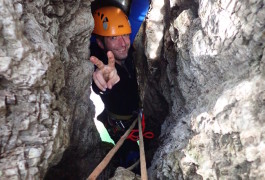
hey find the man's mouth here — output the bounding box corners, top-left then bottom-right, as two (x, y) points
(117, 48), (127, 53)
(117, 49), (127, 54)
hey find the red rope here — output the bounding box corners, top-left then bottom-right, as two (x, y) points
(127, 114), (154, 141)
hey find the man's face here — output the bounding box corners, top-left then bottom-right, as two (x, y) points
(103, 34), (131, 60)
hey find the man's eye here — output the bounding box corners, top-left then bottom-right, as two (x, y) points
(111, 36), (117, 40)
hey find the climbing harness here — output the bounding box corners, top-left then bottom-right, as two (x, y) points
(106, 109), (154, 142)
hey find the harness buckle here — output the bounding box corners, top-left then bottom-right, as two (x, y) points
(115, 120), (125, 129)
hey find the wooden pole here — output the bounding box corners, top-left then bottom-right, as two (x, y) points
(138, 114), (148, 180)
(87, 118), (138, 180)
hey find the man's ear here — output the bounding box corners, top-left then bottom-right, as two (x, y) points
(96, 38), (105, 49)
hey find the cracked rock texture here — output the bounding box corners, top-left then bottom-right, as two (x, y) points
(0, 0), (101, 179)
(1, 0), (265, 180)
(146, 0), (265, 179)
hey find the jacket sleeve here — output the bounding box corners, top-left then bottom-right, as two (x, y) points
(129, 0), (150, 42)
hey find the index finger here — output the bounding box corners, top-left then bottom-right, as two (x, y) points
(107, 51), (115, 68)
(90, 56), (105, 70)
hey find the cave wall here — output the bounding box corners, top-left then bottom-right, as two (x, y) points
(145, 0), (265, 179)
(0, 0), (102, 179)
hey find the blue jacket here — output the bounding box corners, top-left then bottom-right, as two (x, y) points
(129, 0), (150, 42)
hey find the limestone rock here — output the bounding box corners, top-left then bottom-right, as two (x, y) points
(147, 0), (265, 179)
(109, 167), (141, 180)
(0, 0), (98, 179)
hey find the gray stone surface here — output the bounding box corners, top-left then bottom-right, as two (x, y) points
(147, 0), (265, 179)
(0, 0), (100, 179)
(109, 167), (141, 180)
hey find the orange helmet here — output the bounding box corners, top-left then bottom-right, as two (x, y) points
(92, 6), (131, 36)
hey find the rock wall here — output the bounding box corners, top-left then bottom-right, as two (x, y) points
(0, 0), (102, 179)
(146, 0), (265, 179)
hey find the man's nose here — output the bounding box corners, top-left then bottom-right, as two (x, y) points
(119, 36), (126, 46)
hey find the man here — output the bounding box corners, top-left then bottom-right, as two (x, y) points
(90, 6), (142, 169)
